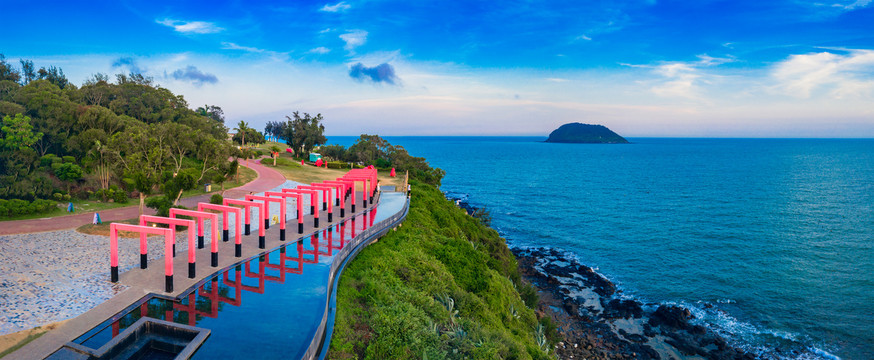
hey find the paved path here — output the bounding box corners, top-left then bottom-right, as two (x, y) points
(0, 158), (285, 235)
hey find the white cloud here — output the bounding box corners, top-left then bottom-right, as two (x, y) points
(309, 47), (331, 54)
(831, 0), (872, 10)
(771, 50), (874, 98)
(632, 54), (733, 100)
(319, 28), (334, 33)
(156, 19), (223, 34)
(320, 2), (351, 12)
(546, 78), (569, 82)
(576, 34), (592, 41)
(221, 42), (265, 53)
(340, 30), (368, 51)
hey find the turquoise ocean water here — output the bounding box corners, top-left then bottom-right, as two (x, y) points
(329, 137), (873, 359)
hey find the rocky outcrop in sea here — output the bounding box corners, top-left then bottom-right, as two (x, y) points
(513, 247), (757, 360)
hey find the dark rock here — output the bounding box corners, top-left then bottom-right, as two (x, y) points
(603, 299), (644, 319)
(649, 305), (694, 330)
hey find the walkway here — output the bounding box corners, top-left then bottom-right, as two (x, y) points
(0, 158), (285, 235)
(6, 190), (408, 360)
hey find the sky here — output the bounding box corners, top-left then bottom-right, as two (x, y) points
(2, 0), (874, 137)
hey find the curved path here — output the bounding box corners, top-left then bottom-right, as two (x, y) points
(0, 158), (285, 236)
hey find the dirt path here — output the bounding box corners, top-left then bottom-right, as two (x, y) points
(0, 159), (285, 235)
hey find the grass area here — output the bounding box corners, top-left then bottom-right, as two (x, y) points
(328, 180), (556, 360)
(180, 164), (257, 197)
(0, 320), (68, 359)
(1, 164), (258, 222)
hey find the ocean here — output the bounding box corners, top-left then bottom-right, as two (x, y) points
(327, 136), (873, 359)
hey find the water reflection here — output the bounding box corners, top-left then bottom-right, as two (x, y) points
(76, 209), (377, 353)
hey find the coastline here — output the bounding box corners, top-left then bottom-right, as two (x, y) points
(448, 195), (829, 360)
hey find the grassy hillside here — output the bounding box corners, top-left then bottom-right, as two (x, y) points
(329, 181), (556, 360)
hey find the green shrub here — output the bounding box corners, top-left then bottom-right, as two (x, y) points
(112, 189), (128, 204)
(210, 193), (223, 205)
(326, 161), (350, 169)
(0, 198), (58, 217)
(145, 195), (173, 217)
(61, 156), (76, 164)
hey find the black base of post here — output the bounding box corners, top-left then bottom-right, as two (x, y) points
(265, 219), (270, 229)
(315, 218), (319, 228)
(280, 228), (286, 241)
(211, 252), (218, 267)
(223, 229), (229, 242)
(335, 199), (339, 206)
(323, 202), (327, 211)
(188, 262), (195, 279)
(198, 235), (204, 249)
(259, 235), (265, 249)
(111, 266), (118, 282)
(370, 195), (374, 203)
(310, 206), (315, 215)
(173, 244), (176, 257)
(328, 213), (333, 222)
(245, 224), (251, 236)
(140, 254), (147, 269)
(363, 200), (367, 208)
(165, 275), (173, 293)
(341, 208), (345, 217)
(235, 243), (242, 257)
(298, 223), (304, 234)
(352, 204), (356, 212)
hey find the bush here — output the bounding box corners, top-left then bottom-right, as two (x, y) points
(210, 193), (223, 205)
(272, 157), (300, 168)
(112, 189), (128, 203)
(0, 198), (58, 217)
(145, 195), (173, 217)
(326, 161), (350, 169)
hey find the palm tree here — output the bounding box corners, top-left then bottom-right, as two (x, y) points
(234, 121), (250, 149)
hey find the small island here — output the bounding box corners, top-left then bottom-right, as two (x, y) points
(546, 122), (629, 144)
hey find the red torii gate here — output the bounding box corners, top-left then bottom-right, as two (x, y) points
(347, 167), (378, 203)
(323, 179), (354, 216)
(244, 194), (286, 247)
(299, 184), (334, 223)
(169, 208), (220, 267)
(109, 223), (175, 292)
(338, 175), (369, 211)
(222, 199), (264, 242)
(282, 188), (320, 227)
(140, 215), (197, 279)
(264, 191), (304, 234)
(316, 181), (344, 208)
(197, 203), (243, 257)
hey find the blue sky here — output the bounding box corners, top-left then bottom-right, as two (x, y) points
(3, 0), (874, 136)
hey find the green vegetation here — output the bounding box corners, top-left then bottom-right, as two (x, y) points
(329, 181), (555, 359)
(318, 134), (445, 186)
(264, 111), (327, 157)
(0, 54), (240, 219)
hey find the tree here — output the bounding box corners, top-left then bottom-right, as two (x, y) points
(0, 54), (20, 83)
(54, 162), (83, 191)
(233, 120), (250, 148)
(109, 123), (170, 216)
(1, 114), (43, 150)
(282, 111), (326, 157)
(19, 60), (35, 85)
(196, 104), (224, 124)
(36, 66), (69, 89)
(269, 145), (281, 166)
(163, 168), (198, 205)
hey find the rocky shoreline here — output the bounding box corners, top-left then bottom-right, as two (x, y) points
(512, 247), (756, 360)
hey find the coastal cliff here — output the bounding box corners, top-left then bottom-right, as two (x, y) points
(546, 123), (629, 144)
(329, 181), (556, 359)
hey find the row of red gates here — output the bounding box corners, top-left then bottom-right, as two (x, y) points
(109, 167), (378, 293)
